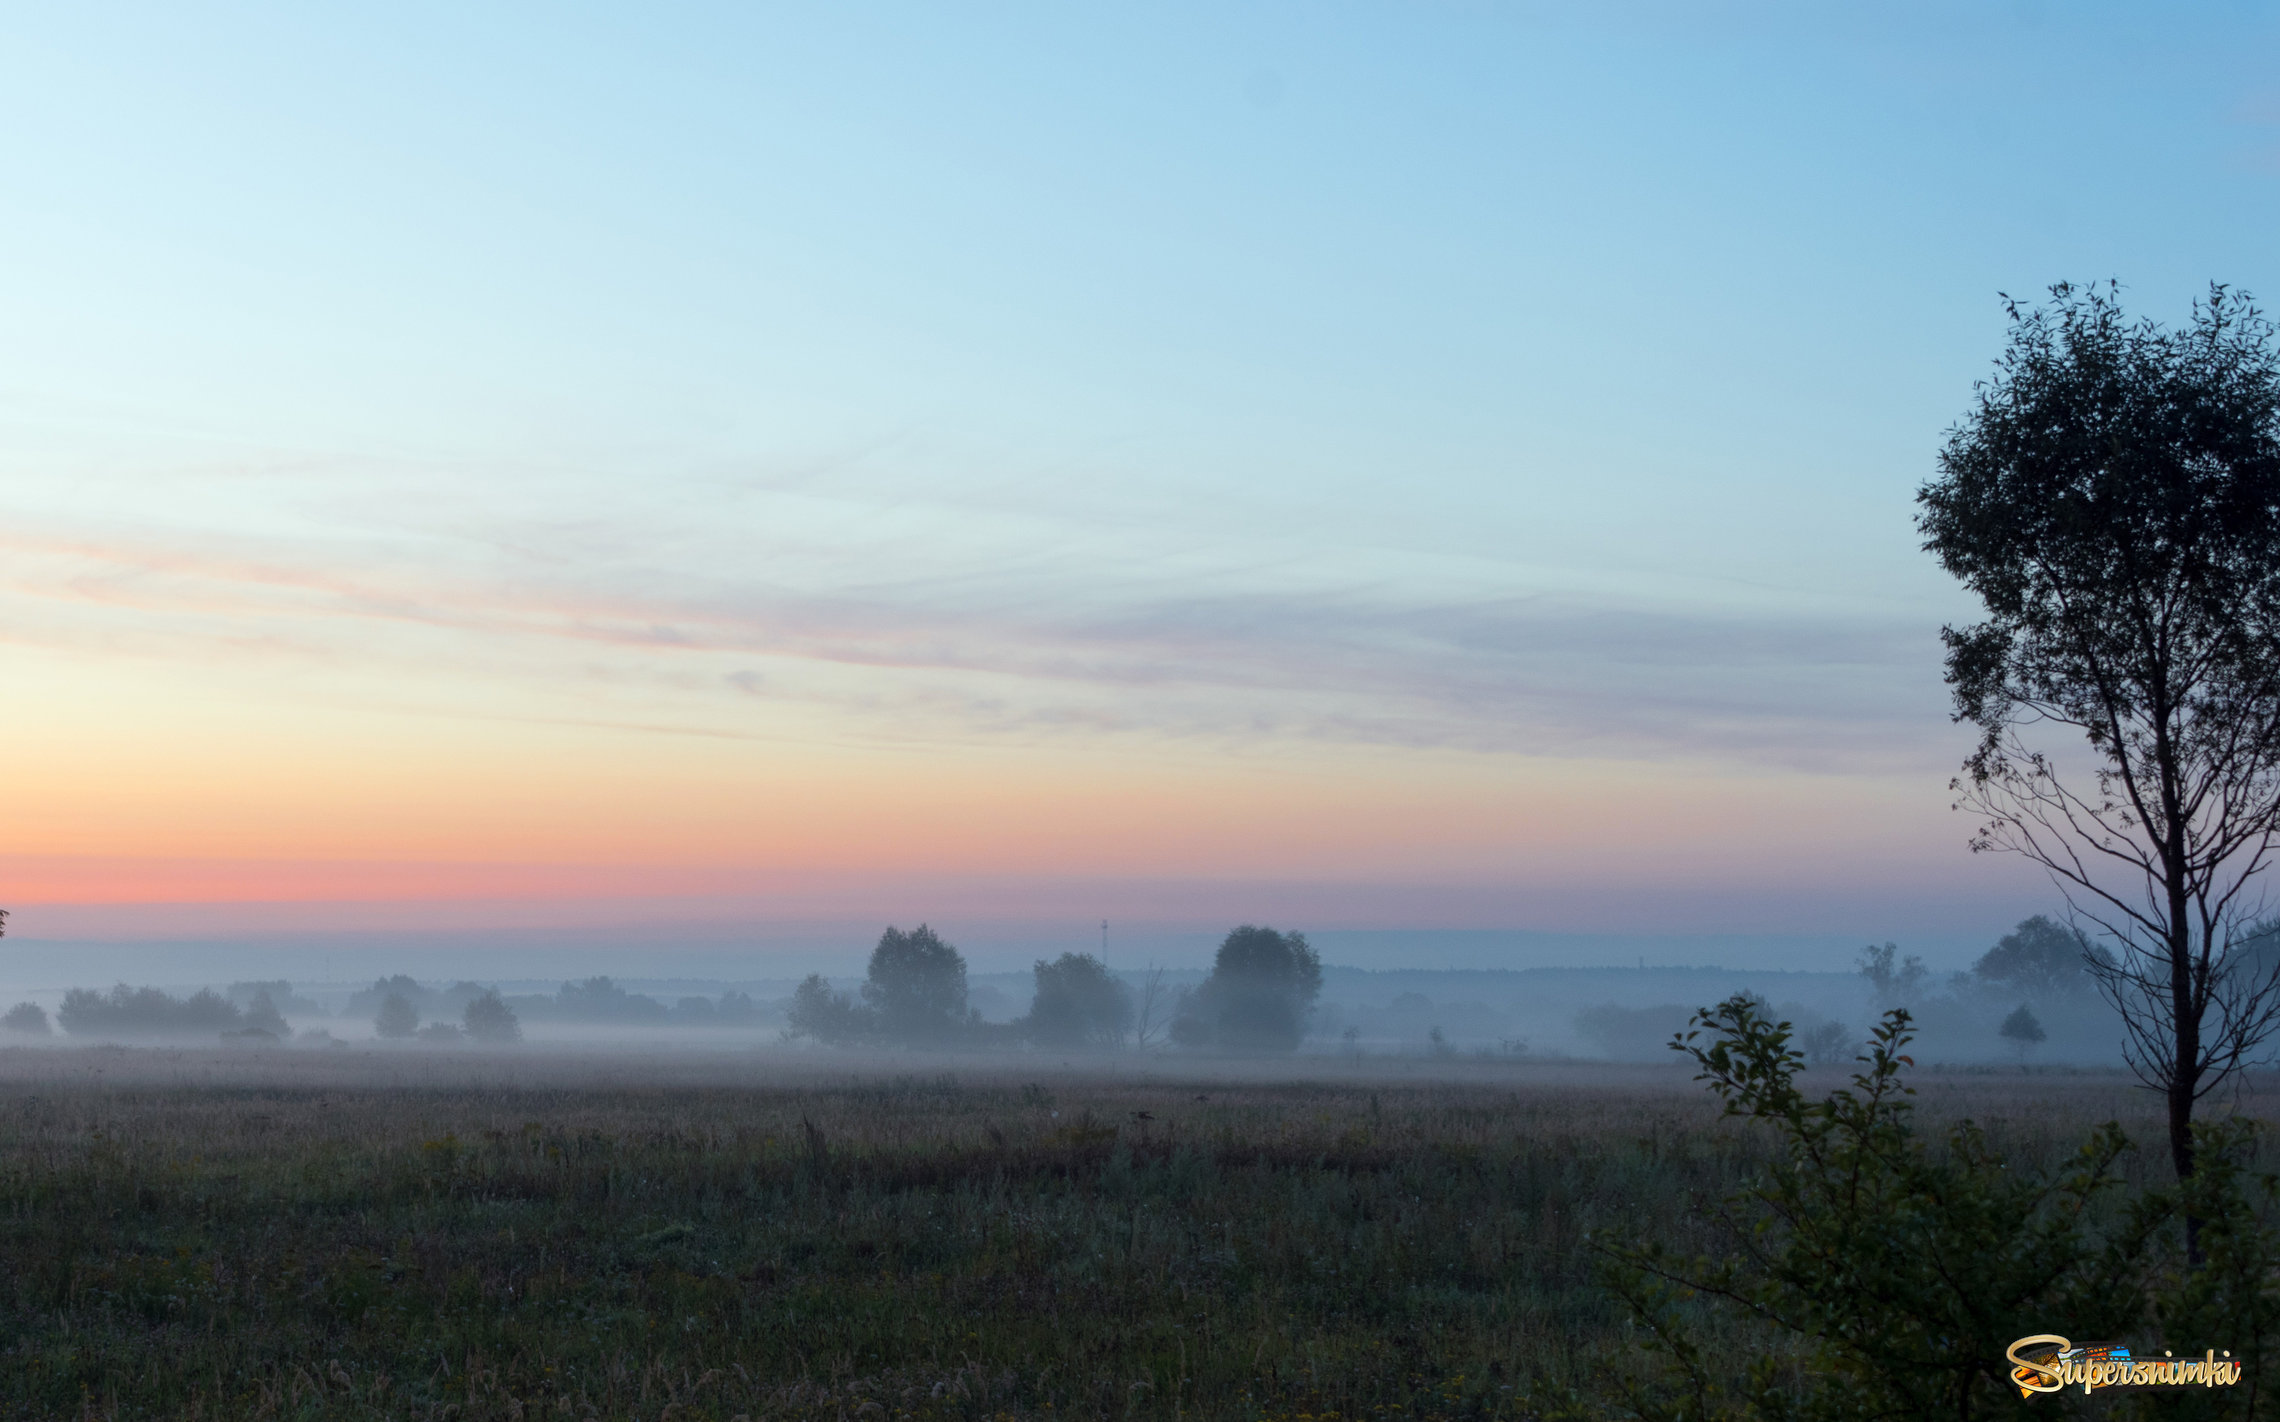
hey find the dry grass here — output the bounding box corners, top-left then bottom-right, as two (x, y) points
(0, 1044), (2248, 1421)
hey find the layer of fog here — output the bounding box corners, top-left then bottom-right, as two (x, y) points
(0, 956), (2135, 1070)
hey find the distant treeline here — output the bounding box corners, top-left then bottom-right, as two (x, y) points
(34, 985), (293, 1041)
(5, 922), (1328, 1054)
(1567, 915), (2168, 1065)
(350, 975), (770, 1030)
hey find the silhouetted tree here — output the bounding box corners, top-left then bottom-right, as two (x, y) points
(2000, 1003), (2047, 1060)
(228, 980), (320, 1015)
(861, 924), (971, 1043)
(1972, 915), (2101, 997)
(1170, 925), (1322, 1053)
(57, 985), (242, 1038)
(241, 990), (289, 1037)
(1920, 281), (2280, 1182)
(1024, 953), (1133, 1050)
(784, 974), (871, 1045)
(350, 975), (430, 1018)
(1856, 942), (1927, 1008)
(1576, 1002), (1696, 1061)
(373, 992), (418, 1040)
(1, 1001), (49, 1035)
(555, 976), (670, 1023)
(1130, 964), (1172, 1051)
(1798, 1017), (1850, 1067)
(463, 990), (521, 1044)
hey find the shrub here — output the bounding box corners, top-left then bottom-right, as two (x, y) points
(2145, 1118), (2280, 1419)
(1598, 995), (2160, 1422)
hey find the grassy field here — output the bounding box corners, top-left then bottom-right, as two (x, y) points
(0, 1045), (2232, 1421)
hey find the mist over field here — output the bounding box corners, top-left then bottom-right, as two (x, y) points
(0, 918), (2140, 1068)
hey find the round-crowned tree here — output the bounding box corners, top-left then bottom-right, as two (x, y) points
(1, 1001), (49, 1036)
(463, 990), (521, 1045)
(1920, 281), (2280, 1181)
(1972, 916), (2099, 998)
(2000, 1004), (2047, 1061)
(1171, 925), (1322, 1053)
(1024, 952), (1134, 1050)
(373, 992), (418, 1040)
(861, 924), (971, 1044)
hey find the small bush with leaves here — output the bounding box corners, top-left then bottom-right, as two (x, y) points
(2131, 1118), (2280, 1422)
(0, 1001), (50, 1036)
(1597, 995), (2160, 1422)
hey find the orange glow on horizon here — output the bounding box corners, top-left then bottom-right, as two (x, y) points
(0, 622), (1993, 933)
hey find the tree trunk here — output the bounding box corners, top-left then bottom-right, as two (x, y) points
(2169, 869), (2202, 1261)
(2170, 933), (2199, 1182)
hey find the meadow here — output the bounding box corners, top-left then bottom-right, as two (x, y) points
(0, 1045), (2226, 1422)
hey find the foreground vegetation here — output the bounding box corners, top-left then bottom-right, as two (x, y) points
(0, 1046), (2248, 1421)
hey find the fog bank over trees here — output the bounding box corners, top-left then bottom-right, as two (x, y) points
(0, 913), (2164, 1066)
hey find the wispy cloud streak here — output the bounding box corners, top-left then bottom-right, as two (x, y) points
(0, 471), (1956, 771)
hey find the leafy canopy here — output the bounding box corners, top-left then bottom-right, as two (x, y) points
(1599, 996), (2156, 1422)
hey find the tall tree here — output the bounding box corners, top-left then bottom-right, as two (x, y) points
(374, 992), (418, 1040)
(1171, 925), (1322, 1053)
(861, 924), (972, 1043)
(463, 990), (522, 1045)
(1919, 281), (2280, 1183)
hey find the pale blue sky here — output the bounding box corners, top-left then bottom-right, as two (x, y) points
(8, 4), (2273, 579)
(2, 3), (2277, 961)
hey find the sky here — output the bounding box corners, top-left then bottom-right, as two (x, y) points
(3, 2), (2278, 974)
